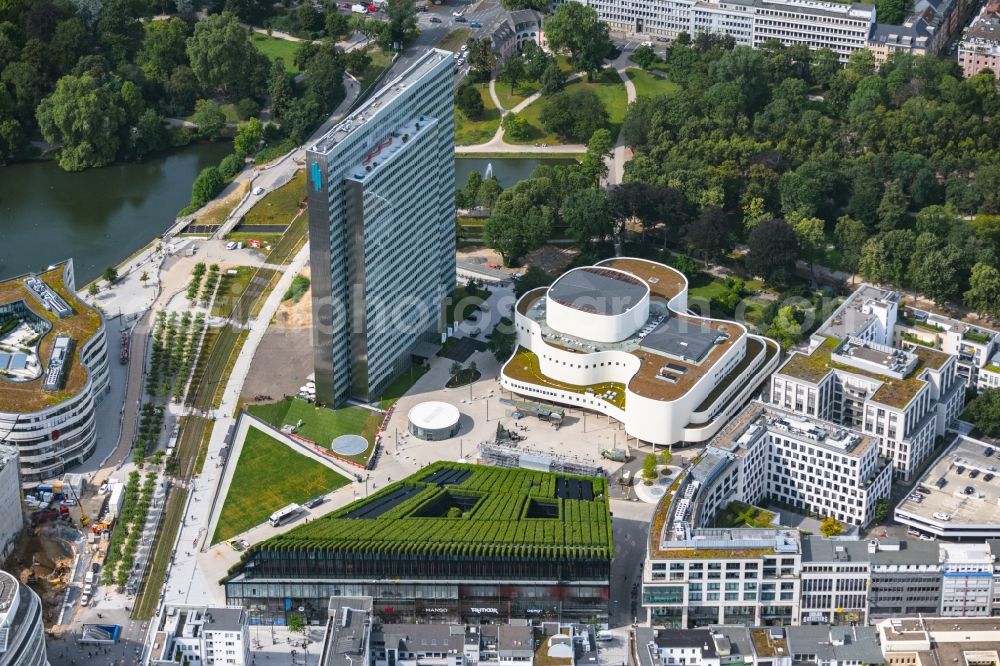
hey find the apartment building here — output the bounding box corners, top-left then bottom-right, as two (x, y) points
(148, 606), (250, 666)
(770, 285), (965, 480)
(0, 569), (48, 666)
(0, 260), (111, 484)
(958, 1), (1000, 77)
(0, 447), (22, 561)
(306, 49), (455, 406)
(893, 305), (999, 391)
(564, 0), (876, 61)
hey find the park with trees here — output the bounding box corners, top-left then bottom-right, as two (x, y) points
(0, 0), (415, 173)
(477, 27), (1000, 340)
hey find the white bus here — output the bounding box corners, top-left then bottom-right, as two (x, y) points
(268, 503), (302, 527)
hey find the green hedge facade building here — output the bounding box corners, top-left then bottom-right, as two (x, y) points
(223, 462), (613, 624)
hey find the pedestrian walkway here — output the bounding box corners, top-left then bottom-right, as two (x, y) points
(152, 242), (312, 618)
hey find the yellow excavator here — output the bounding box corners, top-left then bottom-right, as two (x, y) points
(53, 480), (89, 528)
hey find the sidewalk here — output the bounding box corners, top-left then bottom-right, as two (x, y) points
(154, 242), (312, 615)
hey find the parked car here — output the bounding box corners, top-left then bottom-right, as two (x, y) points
(970, 469), (980, 478)
(455, 15), (467, 21)
(470, 20), (481, 27)
(304, 496), (325, 509)
(933, 512), (952, 521)
(253, 186), (265, 195)
(225, 241), (238, 250)
(452, 9), (464, 16)
(906, 527), (921, 536)
(919, 533), (936, 541)
(429, 15), (441, 22)
(915, 485), (930, 495)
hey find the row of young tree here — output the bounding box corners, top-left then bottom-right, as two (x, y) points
(0, 0), (414, 170)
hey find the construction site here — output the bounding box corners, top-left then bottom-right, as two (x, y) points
(4, 474), (127, 631)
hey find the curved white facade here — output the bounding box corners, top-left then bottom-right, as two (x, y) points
(501, 258), (781, 447)
(0, 570), (49, 666)
(0, 261), (110, 485)
(546, 266), (651, 343)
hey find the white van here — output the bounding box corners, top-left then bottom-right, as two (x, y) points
(225, 241), (238, 250)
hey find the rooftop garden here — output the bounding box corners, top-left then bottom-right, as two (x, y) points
(0, 264), (104, 412)
(237, 462), (613, 561)
(902, 332), (935, 347)
(964, 329), (993, 344)
(712, 501), (777, 529)
(247, 396), (381, 467)
(778, 335), (933, 408)
(503, 347), (626, 409)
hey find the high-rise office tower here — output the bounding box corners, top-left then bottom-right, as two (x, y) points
(306, 50), (455, 406)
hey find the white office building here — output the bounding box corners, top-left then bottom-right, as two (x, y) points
(0, 569), (49, 666)
(683, 402), (891, 528)
(0, 447), (23, 560)
(148, 605), (250, 666)
(938, 542), (995, 617)
(0, 260), (110, 485)
(770, 285), (965, 480)
(563, 0), (877, 61)
(307, 49), (455, 405)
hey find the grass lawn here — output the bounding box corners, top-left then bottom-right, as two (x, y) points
(378, 364), (430, 409)
(625, 68), (680, 98)
(712, 501), (776, 529)
(212, 427), (350, 543)
(248, 397), (383, 466)
(252, 34), (301, 73)
(507, 72), (626, 146)
(242, 170), (305, 226)
(264, 211), (308, 265)
(495, 79), (540, 111)
(194, 181), (250, 228)
(455, 83), (501, 146)
(686, 271), (769, 325)
(212, 267), (257, 317)
(212, 328), (248, 407)
(438, 28), (472, 52)
(359, 48), (393, 93)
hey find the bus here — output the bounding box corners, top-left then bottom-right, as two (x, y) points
(268, 503), (302, 527)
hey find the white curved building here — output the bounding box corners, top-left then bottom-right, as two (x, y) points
(0, 261), (110, 485)
(501, 258), (780, 446)
(0, 569), (49, 666)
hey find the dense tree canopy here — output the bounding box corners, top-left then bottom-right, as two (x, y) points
(186, 12), (267, 100)
(615, 37), (1000, 311)
(544, 3), (615, 78)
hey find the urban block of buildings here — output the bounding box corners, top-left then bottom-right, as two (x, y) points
(0, 260), (110, 485)
(769, 285), (965, 480)
(306, 49), (456, 406)
(564, 0), (975, 66)
(958, 0), (1000, 77)
(636, 624), (885, 666)
(501, 258), (780, 447)
(319, 597), (567, 666)
(148, 605), (250, 666)
(0, 569), (49, 666)
(643, 525), (1000, 628)
(877, 616), (1000, 666)
(224, 463), (613, 624)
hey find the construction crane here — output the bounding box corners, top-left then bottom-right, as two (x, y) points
(55, 480), (89, 528)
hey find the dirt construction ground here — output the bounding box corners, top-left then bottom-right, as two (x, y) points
(239, 272), (313, 405)
(4, 528), (76, 627)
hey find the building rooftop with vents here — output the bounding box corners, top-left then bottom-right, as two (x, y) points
(503, 258), (780, 447)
